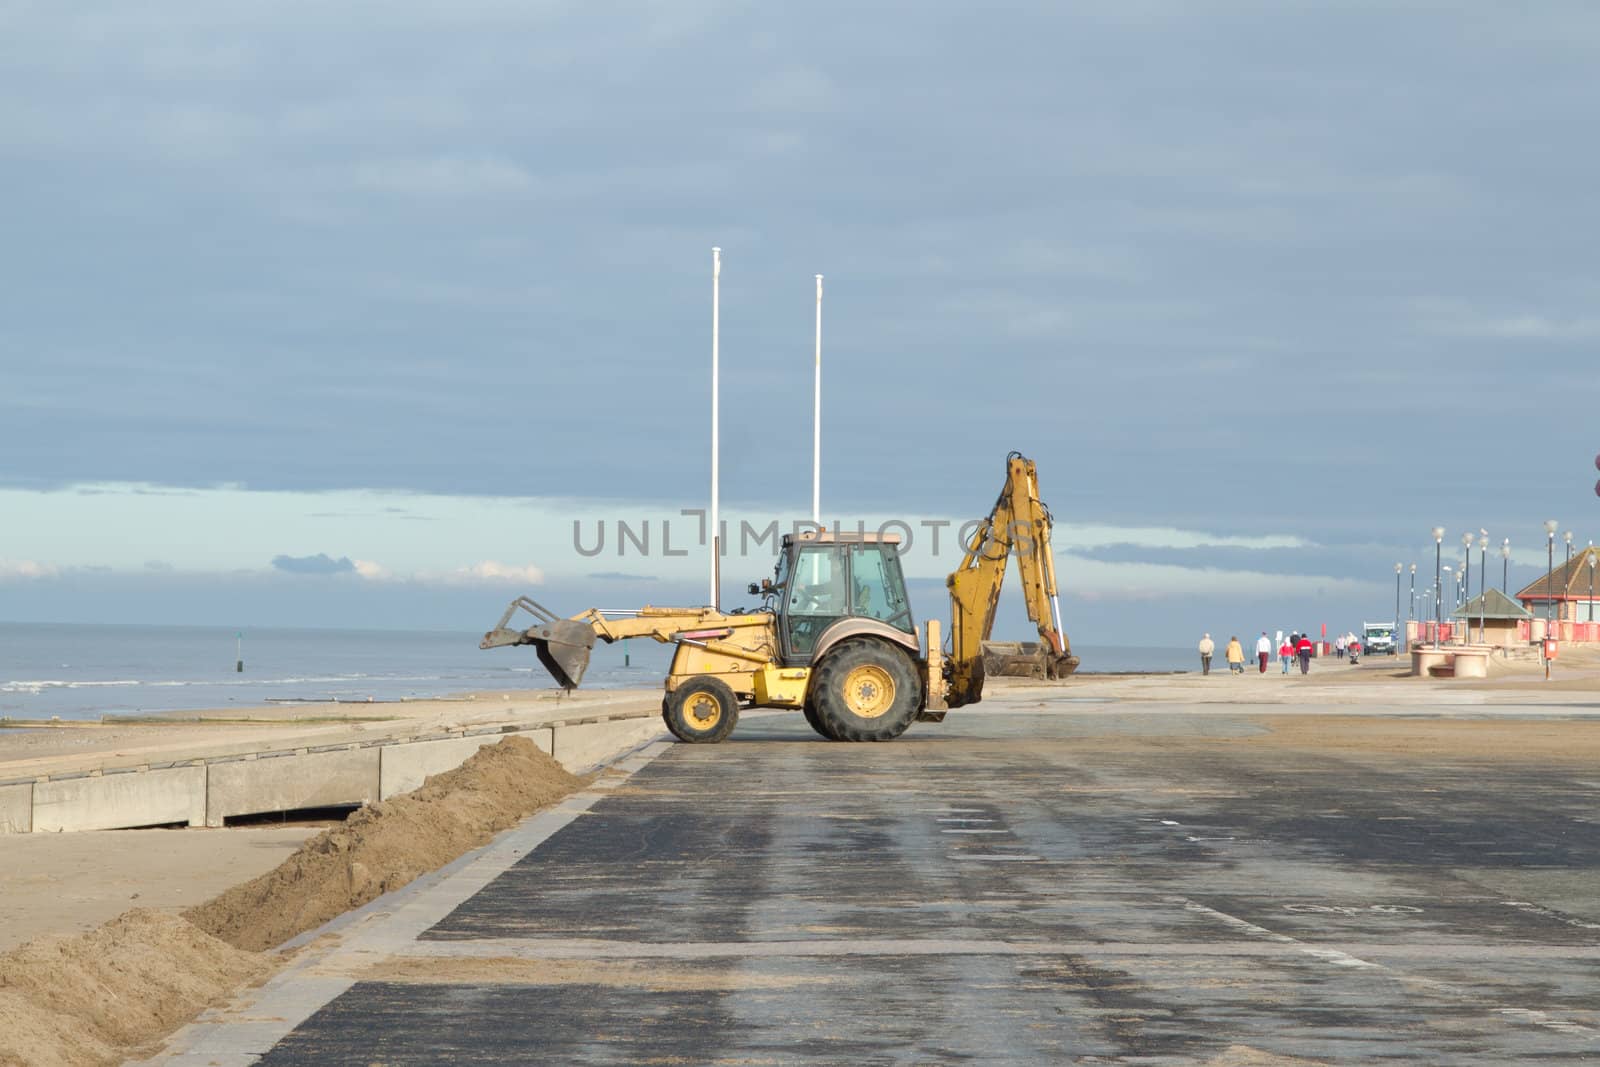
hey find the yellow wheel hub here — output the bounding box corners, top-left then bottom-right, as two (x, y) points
(842, 664), (896, 719)
(684, 691), (722, 731)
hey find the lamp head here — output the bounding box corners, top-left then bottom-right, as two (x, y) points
(1565, 530), (1573, 545)
(1433, 526), (1446, 542)
(1463, 532), (1473, 548)
(1545, 519), (1559, 536)
(1395, 562), (1403, 574)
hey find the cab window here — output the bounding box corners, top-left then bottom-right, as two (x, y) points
(788, 547), (846, 616)
(785, 545), (848, 658)
(849, 545), (913, 631)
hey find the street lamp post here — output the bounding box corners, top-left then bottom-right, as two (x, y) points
(1545, 521), (1559, 628)
(1444, 565), (1454, 639)
(1589, 546), (1597, 631)
(1563, 531), (1574, 632)
(1502, 538), (1511, 595)
(1394, 563), (1402, 637)
(1433, 526), (1445, 648)
(1462, 532), (1474, 623)
(1588, 549), (1597, 631)
(1478, 531), (1488, 644)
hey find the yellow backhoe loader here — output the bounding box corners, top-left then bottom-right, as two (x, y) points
(481, 452), (1078, 742)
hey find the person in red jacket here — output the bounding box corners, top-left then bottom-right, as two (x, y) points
(1295, 633), (1314, 674)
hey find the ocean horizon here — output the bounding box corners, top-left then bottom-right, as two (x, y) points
(0, 621), (1196, 722)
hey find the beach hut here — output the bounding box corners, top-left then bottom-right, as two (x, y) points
(1451, 588), (1532, 648)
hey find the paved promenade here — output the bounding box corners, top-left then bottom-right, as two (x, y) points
(154, 691), (1600, 1065)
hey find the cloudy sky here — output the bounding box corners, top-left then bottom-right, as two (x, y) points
(3, 1), (1598, 643)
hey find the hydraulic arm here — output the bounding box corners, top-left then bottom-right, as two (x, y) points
(944, 451), (1078, 707)
(481, 598), (777, 689)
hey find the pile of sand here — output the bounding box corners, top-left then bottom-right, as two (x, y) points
(0, 909), (266, 1067)
(187, 735), (584, 951)
(0, 736), (585, 1066)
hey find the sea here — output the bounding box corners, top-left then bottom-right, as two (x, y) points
(0, 622), (1195, 722)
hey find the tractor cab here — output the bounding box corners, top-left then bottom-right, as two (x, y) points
(757, 531), (918, 665)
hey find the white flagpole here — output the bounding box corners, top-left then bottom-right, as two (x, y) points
(710, 247), (721, 608)
(812, 273), (823, 526)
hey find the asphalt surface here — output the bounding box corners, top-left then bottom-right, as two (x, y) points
(214, 701), (1599, 1065)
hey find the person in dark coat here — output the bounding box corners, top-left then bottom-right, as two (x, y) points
(1295, 633), (1314, 674)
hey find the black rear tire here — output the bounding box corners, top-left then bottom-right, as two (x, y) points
(802, 699), (837, 741)
(663, 677), (740, 744)
(811, 639), (920, 742)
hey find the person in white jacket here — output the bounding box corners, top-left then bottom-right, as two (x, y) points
(1255, 632), (1272, 673)
(1198, 633), (1215, 675)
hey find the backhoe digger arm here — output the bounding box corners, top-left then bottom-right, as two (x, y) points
(481, 598), (775, 689)
(943, 452), (1076, 708)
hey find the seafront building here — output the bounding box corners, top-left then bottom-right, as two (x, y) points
(1449, 589), (1533, 648)
(1513, 545), (1600, 641)
(1415, 548), (1600, 649)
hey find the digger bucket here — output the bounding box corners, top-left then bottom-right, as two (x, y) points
(981, 641), (1080, 681)
(480, 597), (597, 690)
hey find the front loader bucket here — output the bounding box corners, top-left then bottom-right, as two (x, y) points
(481, 597), (597, 690)
(981, 641), (1080, 681)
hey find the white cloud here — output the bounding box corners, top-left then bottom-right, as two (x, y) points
(0, 559), (59, 580)
(1060, 553), (1379, 602)
(1054, 523), (1310, 552)
(0, 483), (1326, 596)
(435, 560), (547, 585)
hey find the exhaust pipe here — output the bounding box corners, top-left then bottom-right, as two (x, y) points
(481, 597), (596, 690)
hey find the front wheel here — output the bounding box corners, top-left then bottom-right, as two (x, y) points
(663, 677), (740, 744)
(811, 639), (920, 742)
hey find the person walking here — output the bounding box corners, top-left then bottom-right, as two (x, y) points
(1255, 632), (1272, 673)
(1225, 635), (1245, 675)
(1198, 633), (1215, 675)
(1335, 633), (1346, 659)
(1296, 632), (1314, 674)
(1278, 634), (1294, 673)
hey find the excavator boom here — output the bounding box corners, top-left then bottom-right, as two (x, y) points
(943, 452), (1077, 707)
(482, 597), (777, 691)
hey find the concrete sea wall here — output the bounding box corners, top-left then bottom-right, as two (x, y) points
(0, 711), (666, 834)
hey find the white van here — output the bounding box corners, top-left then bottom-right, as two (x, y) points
(1362, 622), (1397, 655)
